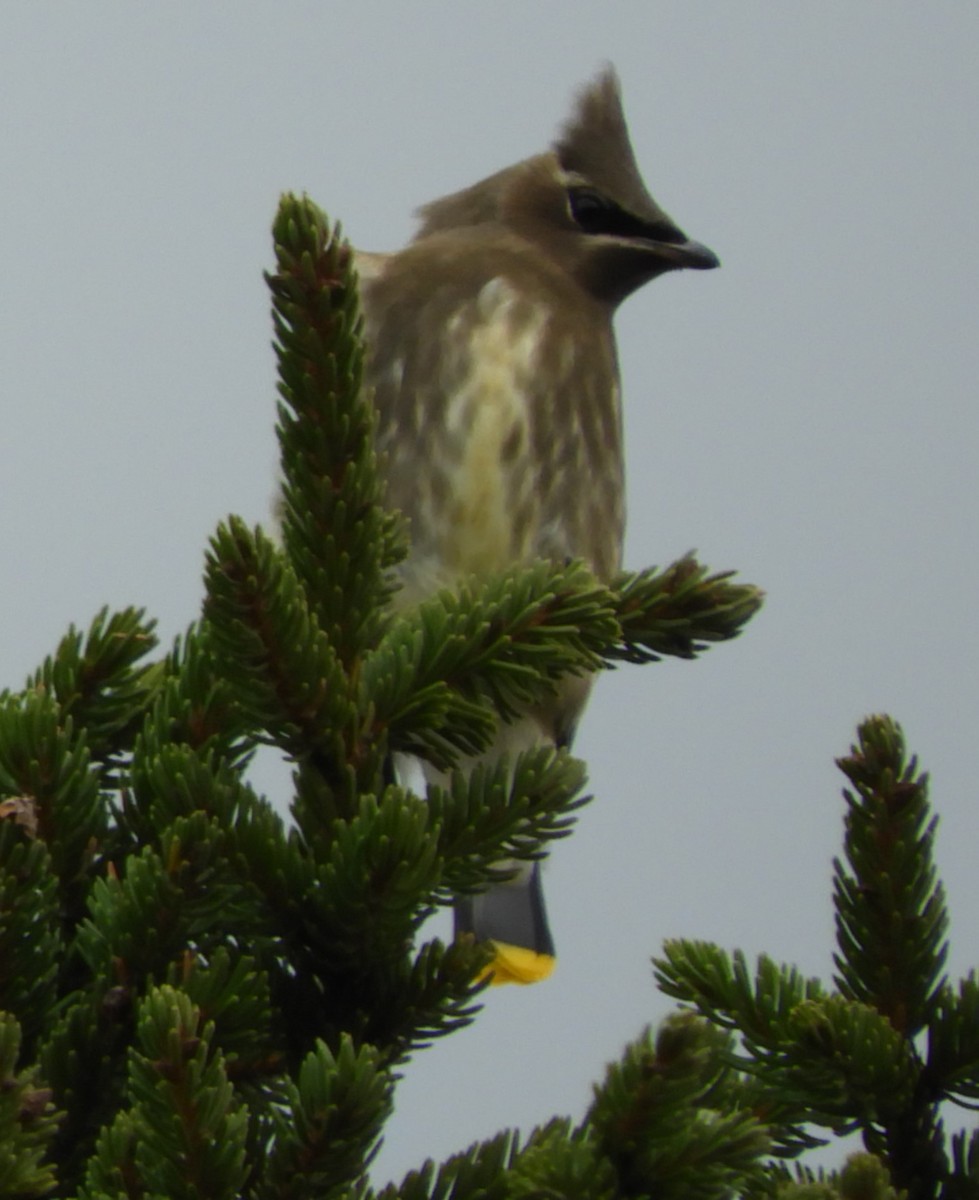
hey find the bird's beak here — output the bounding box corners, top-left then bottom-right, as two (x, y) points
(650, 237), (720, 271)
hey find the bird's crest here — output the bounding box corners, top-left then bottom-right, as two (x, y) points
(553, 66), (661, 224)
(413, 66), (666, 242)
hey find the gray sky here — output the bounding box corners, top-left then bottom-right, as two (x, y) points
(2, 3), (977, 1181)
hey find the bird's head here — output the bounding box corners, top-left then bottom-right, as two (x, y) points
(413, 67), (718, 308)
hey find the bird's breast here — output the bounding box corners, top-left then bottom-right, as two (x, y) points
(434, 278), (550, 577)
(370, 272), (624, 602)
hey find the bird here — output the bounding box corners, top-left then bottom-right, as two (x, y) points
(355, 67), (718, 985)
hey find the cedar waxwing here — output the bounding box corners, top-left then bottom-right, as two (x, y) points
(357, 68), (718, 984)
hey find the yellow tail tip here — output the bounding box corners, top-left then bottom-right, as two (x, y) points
(480, 942), (556, 986)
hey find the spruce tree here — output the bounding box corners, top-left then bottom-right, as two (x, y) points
(4, 196), (974, 1199)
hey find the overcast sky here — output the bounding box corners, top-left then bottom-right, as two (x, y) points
(2, 3), (977, 1181)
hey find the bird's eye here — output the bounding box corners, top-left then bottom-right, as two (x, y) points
(567, 187), (681, 243)
(568, 187), (617, 233)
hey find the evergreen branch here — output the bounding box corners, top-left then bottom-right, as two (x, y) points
(839, 1155), (904, 1200)
(654, 944), (925, 1143)
(76, 813), (271, 999)
(833, 716), (949, 1036)
(382, 939), (488, 1058)
(267, 193), (403, 663)
(369, 1129), (518, 1200)
(927, 975), (979, 1105)
(79, 985), (250, 1199)
(174, 949), (278, 1079)
(608, 554), (764, 663)
(267, 803), (491, 1062)
(203, 516), (352, 762)
(74, 1115), (139, 1200)
(361, 608), (500, 768)
(113, 623), (260, 852)
(139, 623), (257, 769)
(0, 689), (105, 925)
(74, 845), (186, 985)
(783, 996), (920, 1128)
(585, 1014), (770, 1200)
(260, 1036), (392, 1200)
(283, 936), (489, 1074)
(362, 560), (618, 769)
(127, 739), (272, 850)
(297, 791), (442, 978)
(426, 746), (589, 893)
(654, 942), (826, 1051)
(757, 1154), (902, 1200)
(778, 998), (946, 1200)
(650, 716), (979, 1200)
(0, 1013), (61, 1198)
(37, 991), (134, 1191)
(509, 1117), (617, 1199)
(24, 605), (159, 782)
(0, 822), (61, 1053)
(733, 1083), (828, 1161)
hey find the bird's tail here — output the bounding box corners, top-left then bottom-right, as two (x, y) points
(392, 750), (557, 984)
(454, 860), (556, 985)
